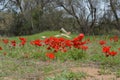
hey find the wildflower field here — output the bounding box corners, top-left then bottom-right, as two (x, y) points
(1, 31), (120, 80)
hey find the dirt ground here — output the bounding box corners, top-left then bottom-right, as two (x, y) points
(70, 67), (119, 80)
(2, 61), (120, 80)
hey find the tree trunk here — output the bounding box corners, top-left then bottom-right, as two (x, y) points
(109, 0), (120, 31)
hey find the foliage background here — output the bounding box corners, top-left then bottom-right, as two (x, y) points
(0, 0), (120, 36)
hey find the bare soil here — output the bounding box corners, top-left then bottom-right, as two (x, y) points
(1, 61), (120, 80)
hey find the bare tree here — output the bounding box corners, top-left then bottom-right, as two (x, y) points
(109, 0), (120, 31)
(56, 0), (98, 34)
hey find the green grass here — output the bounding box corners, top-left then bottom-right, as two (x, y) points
(0, 31), (84, 60)
(45, 70), (87, 80)
(1, 31), (120, 79)
(116, 70), (120, 78)
(8, 31), (75, 40)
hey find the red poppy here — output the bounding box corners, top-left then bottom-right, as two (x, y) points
(2, 39), (9, 44)
(61, 48), (67, 53)
(109, 51), (117, 56)
(46, 52), (55, 59)
(78, 33), (84, 41)
(11, 40), (16, 47)
(72, 36), (87, 49)
(20, 41), (26, 46)
(30, 39), (42, 46)
(118, 48), (120, 51)
(19, 37), (26, 42)
(80, 46), (88, 51)
(86, 38), (90, 43)
(102, 46), (111, 53)
(47, 46), (51, 50)
(65, 40), (72, 47)
(113, 36), (118, 42)
(0, 47), (2, 50)
(19, 37), (26, 46)
(110, 36), (119, 42)
(99, 40), (106, 45)
(110, 38), (113, 42)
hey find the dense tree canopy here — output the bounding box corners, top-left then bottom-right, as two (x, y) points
(0, 0), (120, 36)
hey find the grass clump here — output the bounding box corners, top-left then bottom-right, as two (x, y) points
(45, 70), (87, 80)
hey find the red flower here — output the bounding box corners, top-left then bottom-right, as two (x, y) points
(0, 47), (2, 50)
(99, 40), (106, 45)
(86, 38), (90, 43)
(109, 51), (117, 56)
(46, 52), (55, 59)
(113, 36), (118, 42)
(47, 46), (51, 50)
(20, 41), (26, 46)
(102, 46), (111, 53)
(2, 39), (9, 44)
(110, 38), (113, 41)
(30, 39), (42, 46)
(118, 48), (120, 51)
(19, 37), (26, 46)
(61, 48), (67, 53)
(65, 40), (72, 47)
(110, 36), (119, 42)
(19, 37), (26, 41)
(80, 46), (88, 51)
(105, 54), (109, 57)
(11, 40), (16, 47)
(78, 33), (84, 41)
